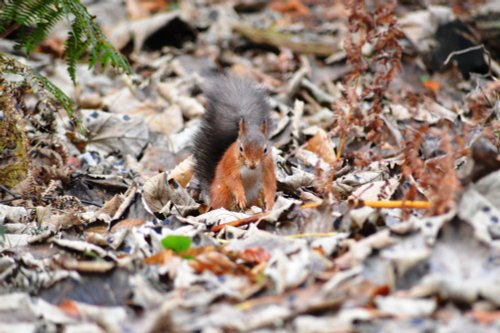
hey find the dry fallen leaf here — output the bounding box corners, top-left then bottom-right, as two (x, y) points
(305, 129), (337, 165)
(239, 247), (271, 264)
(83, 110), (150, 157)
(145, 249), (175, 265)
(58, 299), (81, 317)
(168, 156), (194, 188)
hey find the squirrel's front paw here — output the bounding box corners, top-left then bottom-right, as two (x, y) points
(264, 198), (275, 211)
(236, 196), (247, 211)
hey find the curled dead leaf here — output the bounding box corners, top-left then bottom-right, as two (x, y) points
(239, 247), (271, 264)
(305, 129), (337, 165)
(168, 156), (194, 188)
(58, 299), (81, 317)
(145, 249), (175, 265)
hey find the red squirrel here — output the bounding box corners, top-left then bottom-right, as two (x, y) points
(193, 75), (276, 211)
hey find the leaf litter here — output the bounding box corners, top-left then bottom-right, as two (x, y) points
(1, 0), (500, 332)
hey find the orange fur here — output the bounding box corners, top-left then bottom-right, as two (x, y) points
(209, 140), (276, 211)
(262, 152), (276, 210)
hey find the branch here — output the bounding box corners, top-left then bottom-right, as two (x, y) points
(443, 43), (500, 78)
(0, 23), (20, 39)
(210, 202), (322, 233)
(233, 24), (337, 56)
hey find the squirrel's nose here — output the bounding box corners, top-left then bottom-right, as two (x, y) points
(249, 163), (257, 169)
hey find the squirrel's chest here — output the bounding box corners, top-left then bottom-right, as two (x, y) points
(240, 165), (263, 204)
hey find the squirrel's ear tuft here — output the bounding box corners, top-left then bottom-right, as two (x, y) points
(260, 120), (268, 135)
(239, 118), (247, 135)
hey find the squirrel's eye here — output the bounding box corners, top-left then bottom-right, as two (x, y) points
(239, 146), (243, 153)
(263, 146), (268, 154)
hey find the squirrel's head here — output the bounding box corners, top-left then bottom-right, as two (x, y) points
(238, 119), (269, 170)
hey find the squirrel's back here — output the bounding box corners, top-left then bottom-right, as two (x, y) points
(193, 75), (270, 197)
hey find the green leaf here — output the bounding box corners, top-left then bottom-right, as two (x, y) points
(161, 235), (192, 253)
(0, 0), (131, 85)
(420, 74), (429, 82)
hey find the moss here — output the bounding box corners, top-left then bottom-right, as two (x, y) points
(0, 92), (29, 188)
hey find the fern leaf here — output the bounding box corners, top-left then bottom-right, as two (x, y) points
(0, 52), (75, 120)
(0, 0), (131, 84)
(59, 0), (130, 83)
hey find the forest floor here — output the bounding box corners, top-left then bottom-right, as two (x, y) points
(1, 0), (500, 332)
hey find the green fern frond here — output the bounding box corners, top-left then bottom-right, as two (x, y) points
(0, 0), (131, 84)
(0, 52), (74, 120)
(0, 0), (132, 130)
(59, 0), (130, 83)
(1, 0), (63, 53)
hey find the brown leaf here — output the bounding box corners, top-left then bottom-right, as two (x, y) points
(126, 0), (169, 19)
(38, 37), (65, 57)
(110, 218), (145, 232)
(97, 195), (124, 221)
(239, 247), (271, 264)
(468, 310), (500, 324)
(190, 251), (238, 275)
(145, 249), (175, 265)
(58, 299), (80, 317)
(305, 129), (337, 164)
(269, 0), (309, 16)
(168, 156), (194, 188)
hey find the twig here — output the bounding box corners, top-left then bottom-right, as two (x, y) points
(444, 44), (500, 78)
(291, 99), (304, 147)
(301, 79), (336, 104)
(336, 129), (347, 160)
(286, 232), (338, 239)
(0, 185), (20, 198)
(443, 44), (485, 66)
(300, 201), (322, 209)
(211, 212), (267, 233)
(210, 202), (323, 233)
(0, 23), (20, 40)
(0, 185), (21, 204)
(79, 199), (102, 207)
(300, 91), (322, 114)
(233, 24), (337, 56)
(336, 76), (359, 159)
(0, 184), (101, 207)
(287, 66), (309, 97)
(210, 199), (430, 233)
(0, 198), (19, 204)
(350, 199), (431, 209)
(336, 104), (351, 160)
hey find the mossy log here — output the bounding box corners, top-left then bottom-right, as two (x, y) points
(233, 24), (338, 56)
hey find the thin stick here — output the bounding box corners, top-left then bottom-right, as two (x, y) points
(211, 199), (431, 233)
(443, 44), (500, 78)
(443, 44), (485, 66)
(336, 103), (353, 160)
(336, 83), (356, 160)
(0, 185), (20, 198)
(300, 201), (322, 209)
(0, 198), (19, 204)
(211, 212), (267, 233)
(0, 23), (20, 40)
(210, 202), (323, 233)
(351, 199), (431, 209)
(286, 232), (338, 239)
(336, 129), (347, 160)
(79, 199), (102, 207)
